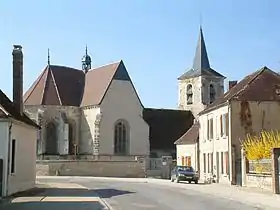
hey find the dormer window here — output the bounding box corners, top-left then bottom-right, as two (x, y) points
(209, 84), (215, 104)
(186, 84), (193, 105)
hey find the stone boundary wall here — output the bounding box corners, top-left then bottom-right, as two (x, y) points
(36, 160), (145, 178)
(245, 174), (272, 191)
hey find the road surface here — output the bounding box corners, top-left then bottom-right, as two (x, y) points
(36, 177), (268, 210)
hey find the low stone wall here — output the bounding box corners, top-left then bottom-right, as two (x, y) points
(246, 173), (272, 191)
(36, 160), (145, 178)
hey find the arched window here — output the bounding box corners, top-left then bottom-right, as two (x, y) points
(114, 120), (129, 155)
(209, 84), (216, 104)
(186, 84), (193, 105)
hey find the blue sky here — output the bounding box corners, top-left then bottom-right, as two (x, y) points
(1, 0), (280, 109)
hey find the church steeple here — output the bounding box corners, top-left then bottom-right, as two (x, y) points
(47, 48), (50, 65)
(192, 26), (210, 71)
(82, 45), (91, 73)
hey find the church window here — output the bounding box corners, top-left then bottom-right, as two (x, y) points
(186, 84), (193, 105)
(209, 84), (216, 104)
(114, 120), (129, 155)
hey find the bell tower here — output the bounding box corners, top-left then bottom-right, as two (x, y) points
(82, 45), (92, 73)
(178, 27), (225, 118)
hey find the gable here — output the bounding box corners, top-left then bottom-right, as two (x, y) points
(99, 61), (144, 108)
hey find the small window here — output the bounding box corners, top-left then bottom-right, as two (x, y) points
(186, 84), (193, 105)
(209, 84), (216, 104)
(11, 139), (16, 174)
(207, 118), (214, 140)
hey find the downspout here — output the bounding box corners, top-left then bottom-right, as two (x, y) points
(227, 102), (232, 183)
(6, 122), (12, 196)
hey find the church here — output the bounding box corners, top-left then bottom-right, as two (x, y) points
(24, 48), (150, 159)
(24, 47), (193, 161)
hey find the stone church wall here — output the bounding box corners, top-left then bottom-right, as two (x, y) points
(80, 106), (101, 155)
(36, 159), (145, 178)
(24, 105), (81, 155)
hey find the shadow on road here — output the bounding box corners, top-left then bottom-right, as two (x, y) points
(94, 188), (135, 198)
(4, 201), (105, 210)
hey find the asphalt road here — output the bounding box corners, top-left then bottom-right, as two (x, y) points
(38, 177), (265, 210)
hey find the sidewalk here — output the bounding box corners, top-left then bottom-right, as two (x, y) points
(0, 182), (110, 210)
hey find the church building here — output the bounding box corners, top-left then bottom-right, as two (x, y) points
(24, 48), (150, 159)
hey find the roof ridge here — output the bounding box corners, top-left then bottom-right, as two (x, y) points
(24, 66), (49, 103)
(88, 60), (122, 72)
(49, 67), (62, 105)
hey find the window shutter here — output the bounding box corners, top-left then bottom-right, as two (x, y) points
(225, 113), (229, 136)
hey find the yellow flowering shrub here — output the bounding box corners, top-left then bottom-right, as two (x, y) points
(242, 130), (280, 160)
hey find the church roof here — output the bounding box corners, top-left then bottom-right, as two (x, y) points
(0, 89), (39, 128)
(178, 27), (225, 80)
(143, 108), (194, 152)
(24, 60), (130, 107)
(199, 66), (280, 115)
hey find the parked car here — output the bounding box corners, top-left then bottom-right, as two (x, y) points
(170, 166), (199, 184)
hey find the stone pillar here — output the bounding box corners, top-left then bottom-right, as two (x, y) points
(241, 147), (247, 186)
(93, 114), (102, 158)
(271, 148), (280, 194)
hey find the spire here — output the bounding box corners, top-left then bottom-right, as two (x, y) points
(192, 26), (210, 71)
(47, 48), (50, 65)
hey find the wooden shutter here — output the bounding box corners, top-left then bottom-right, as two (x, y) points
(225, 113), (229, 136)
(181, 156), (185, 166)
(225, 152), (229, 175)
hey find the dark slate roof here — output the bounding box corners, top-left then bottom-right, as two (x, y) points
(174, 121), (199, 145)
(178, 27), (225, 80)
(24, 60), (143, 107)
(143, 108), (194, 151)
(0, 90), (39, 128)
(199, 66), (280, 115)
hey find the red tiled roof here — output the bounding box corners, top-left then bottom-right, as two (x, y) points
(174, 122), (199, 145)
(24, 61), (123, 107)
(199, 66), (280, 115)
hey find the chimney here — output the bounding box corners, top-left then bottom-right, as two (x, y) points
(12, 45), (23, 115)
(228, 80), (237, 91)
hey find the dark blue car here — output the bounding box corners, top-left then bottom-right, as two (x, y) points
(170, 166), (199, 184)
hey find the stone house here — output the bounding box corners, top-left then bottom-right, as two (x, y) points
(0, 45), (39, 197)
(198, 66), (280, 185)
(174, 121), (199, 171)
(175, 27), (225, 169)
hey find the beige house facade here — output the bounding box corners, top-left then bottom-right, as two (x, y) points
(199, 66), (280, 185)
(0, 45), (39, 197)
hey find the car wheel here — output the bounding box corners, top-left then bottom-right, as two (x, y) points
(188, 180), (191, 184)
(176, 177), (180, 183)
(194, 180), (198, 184)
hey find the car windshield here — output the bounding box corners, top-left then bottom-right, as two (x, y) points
(177, 166), (194, 172)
